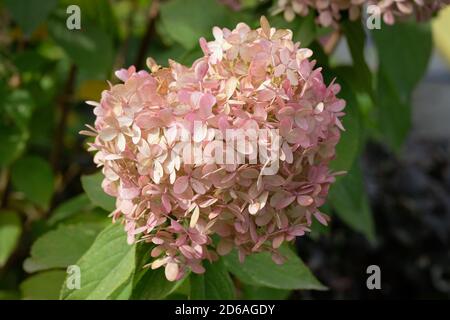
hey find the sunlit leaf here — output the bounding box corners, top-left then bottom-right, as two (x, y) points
(224, 245), (326, 290)
(60, 223), (135, 300)
(21, 270), (67, 300)
(0, 211), (22, 267)
(81, 172), (115, 212)
(159, 0), (242, 49)
(26, 223), (104, 272)
(47, 194), (93, 225)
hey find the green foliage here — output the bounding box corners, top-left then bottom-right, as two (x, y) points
(0, 89), (34, 166)
(4, 0), (58, 36)
(0, 211), (22, 267)
(330, 66), (363, 172)
(132, 268), (185, 300)
(0, 125), (28, 167)
(242, 285), (291, 300)
(60, 223), (136, 300)
(341, 20), (373, 96)
(48, 17), (114, 77)
(372, 22), (432, 151)
(10, 156), (54, 210)
(81, 172), (116, 212)
(26, 223), (104, 272)
(190, 258), (235, 300)
(329, 163), (376, 243)
(373, 22), (432, 99)
(375, 69), (412, 152)
(159, 0), (237, 49)
(47, 194), (93, 225)
(20, 270), (66, 300)
(224, 245), (326, 290)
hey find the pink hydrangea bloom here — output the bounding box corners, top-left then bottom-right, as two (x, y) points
(273, 0), (450, 27)
(375, 0), (450, 25)
(82, 17), (346, 281)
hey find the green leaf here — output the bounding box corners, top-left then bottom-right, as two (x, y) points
(48, 194), (93, 225)
(0, 290), (20, 300)
(330, 66), (362, 172)
(0, 211), (22, 267)
(60, 223), (135, 300)
(3, 90), (35, 132)
(223, 245), (326, 290)
(329, 162), (376, 242)
(242, 285), (291, 300)
(48, 14), (114, 77)
(4, 0), (58, 36)
(11, 156), (54, 209)
(372, 22), (432, 151)
(131, 243), (184, 299)
(109, 276), (133, 300)
(81, 172), (115, 212)
(341, 20), (373, 97)
(132, 268), (185, 300)
(21, 270), (66, 300)
(0, 125), (28, 167)
(26, 223), (104, 272)
(190, 258), (235, 300)
(376, 69), (411, 152)
(372, 21), (432, 99)
(159, 0), (237, 49)
(0, 89), (34, 166)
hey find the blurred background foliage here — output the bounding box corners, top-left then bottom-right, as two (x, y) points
(0, 0), (449, 300)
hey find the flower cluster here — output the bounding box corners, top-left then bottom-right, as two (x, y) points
(375, 0), (450, 24)
(273, 0), (364, 26)
(82, 17), (346, 281)
(273, 0), (450, 27)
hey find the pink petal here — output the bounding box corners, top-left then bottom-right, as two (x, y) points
(297, 195), (314, 206)
(190, 262), (206, 274)
(270, 192), (296, 210)
(190, 178), (207, 194)
(161, 194), (172, 213)
(135, 114), (162, 129)
(272, 234), (284, 249)
(119, 186), (140, 200)
(165, 262), (179, 282)
(173, 176), (188, 194)
(314, 211), (329, 226)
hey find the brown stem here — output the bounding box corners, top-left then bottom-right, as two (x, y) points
(0, 168), (10, 209)
(134, 0), (160, 69)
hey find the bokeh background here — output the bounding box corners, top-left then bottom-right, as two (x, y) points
(0, 0), (449, 299)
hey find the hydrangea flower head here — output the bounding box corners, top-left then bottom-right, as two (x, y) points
(83, 17), (346, 281)
(273, 0), (450, 27)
